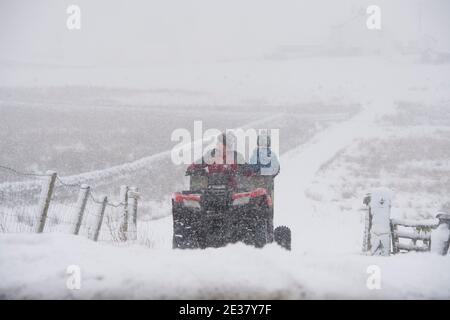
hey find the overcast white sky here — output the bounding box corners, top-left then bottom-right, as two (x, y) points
(0, 0), (449, 87)
(1, 0), (449, 65)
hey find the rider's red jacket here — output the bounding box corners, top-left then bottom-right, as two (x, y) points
(187, 150), (251, 189)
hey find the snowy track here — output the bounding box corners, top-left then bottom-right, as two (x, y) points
(276, 98), (397, 253)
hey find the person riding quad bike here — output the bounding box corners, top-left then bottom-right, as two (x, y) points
(195, 132), (246, 189)
(172, 131), (291, 250)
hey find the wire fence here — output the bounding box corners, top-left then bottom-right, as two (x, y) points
(45, 177), (81, 234)
(0, 165), (139, 244)
(0, 166), (45, 233)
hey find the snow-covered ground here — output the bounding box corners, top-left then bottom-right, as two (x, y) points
(1, 89), (450, 298)
(1, 232), (450, 299)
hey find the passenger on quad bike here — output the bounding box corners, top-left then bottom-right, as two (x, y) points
(249, 129), (280, 194)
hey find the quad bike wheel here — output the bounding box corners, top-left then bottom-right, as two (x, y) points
(274, 226), (291, 250)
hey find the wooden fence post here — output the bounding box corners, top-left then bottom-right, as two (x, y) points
(362, 210), (372, 252)
(362, 194), (371, 253)
(119, 185), (129, 241)
(93, 196), (108, 242)
(128, 187), (139, 241)
(73, 184), (90, 235)
(36, 171), (57, 233)
(390, 221), (399, 254)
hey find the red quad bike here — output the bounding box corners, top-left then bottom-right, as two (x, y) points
(172, 163), (291, 250)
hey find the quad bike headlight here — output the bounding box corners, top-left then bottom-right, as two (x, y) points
(232, 188), (272, 207)
(173, 193), (201, 209)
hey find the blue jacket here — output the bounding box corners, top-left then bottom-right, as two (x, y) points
(249, 147), (280, 176)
